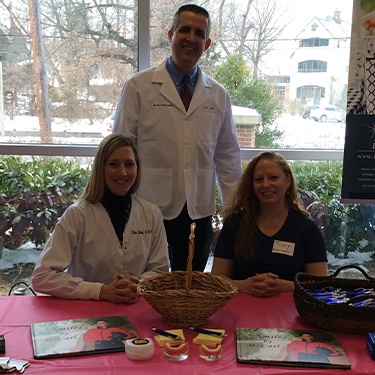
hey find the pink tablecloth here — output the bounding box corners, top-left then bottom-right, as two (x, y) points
(0, 293), (372, 374)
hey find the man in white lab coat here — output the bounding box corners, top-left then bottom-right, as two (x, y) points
(113, 4), (242, 271)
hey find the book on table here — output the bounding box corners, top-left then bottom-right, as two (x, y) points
(31, 315), (137, 359)
(236, 328), (351, 369)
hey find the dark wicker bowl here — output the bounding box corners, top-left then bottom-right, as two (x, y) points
(294, 264), (375, 335)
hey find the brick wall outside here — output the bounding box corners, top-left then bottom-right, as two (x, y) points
(236, 124), (256, 148)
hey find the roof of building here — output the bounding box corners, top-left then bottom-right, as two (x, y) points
(295, 13), (351, 40)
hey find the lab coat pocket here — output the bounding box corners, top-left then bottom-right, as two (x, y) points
(197, 112), (222, 142)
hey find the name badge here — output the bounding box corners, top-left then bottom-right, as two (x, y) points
(272, 240), (295, 256)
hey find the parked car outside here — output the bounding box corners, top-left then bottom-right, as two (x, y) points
(301, 105), (314, 119)
(101, 111), (115, 136)
(309, 105), (345, 122)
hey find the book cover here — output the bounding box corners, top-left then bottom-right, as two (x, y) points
(236, 328), (351, 369)
(31, 315), (137, 359)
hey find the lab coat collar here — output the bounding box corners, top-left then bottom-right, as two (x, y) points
(153, 61), (211, 115)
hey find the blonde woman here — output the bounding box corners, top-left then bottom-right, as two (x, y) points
(32, 134), (169, 303)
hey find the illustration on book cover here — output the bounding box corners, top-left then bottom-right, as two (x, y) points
(236, 328), (351, 369)
(31, 315), (137, 359)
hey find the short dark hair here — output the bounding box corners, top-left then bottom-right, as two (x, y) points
(171, 4), (211, 40)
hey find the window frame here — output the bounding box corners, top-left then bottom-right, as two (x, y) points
(299, 38), (329, 48)
(298, 60), (328, 73)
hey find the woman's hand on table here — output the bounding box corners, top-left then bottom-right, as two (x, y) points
(99, 274), (140, 303)
(237, 273), (294, 297)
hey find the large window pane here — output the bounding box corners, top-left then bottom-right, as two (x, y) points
(0, 0), (138, 144)
(148, 0), (352, 150)
(1, 0), (352, 149)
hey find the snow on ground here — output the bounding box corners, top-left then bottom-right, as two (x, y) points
(275, 114), (345, 149)
(1, 113), (346, 148)
(0, 246), (41, 270)
(327, 251), (374, 275)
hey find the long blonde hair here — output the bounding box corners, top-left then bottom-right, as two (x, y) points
(223, 151), (308, 258)
(79, 134), (141, 203)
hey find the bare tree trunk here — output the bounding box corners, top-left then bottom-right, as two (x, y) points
(217, 0), (231, 56)
(216, 0), (288, 78)
(238, 0), (254, 55)
(28, 0), (52, 142)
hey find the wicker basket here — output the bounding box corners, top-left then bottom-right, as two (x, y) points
(137, 223), (238, 327)
(294, 264), (375, 334)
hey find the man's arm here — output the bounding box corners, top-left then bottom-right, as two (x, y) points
(112, 78), (139, 143)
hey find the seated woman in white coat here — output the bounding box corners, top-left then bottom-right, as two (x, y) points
(32, 134), (169, 304)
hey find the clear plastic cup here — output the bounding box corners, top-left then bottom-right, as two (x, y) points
(163, 342), (189, 361)
(199, 344), (223, 361)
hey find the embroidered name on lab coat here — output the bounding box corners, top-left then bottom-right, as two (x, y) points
(132, 229), (153, 235)
(204, 105), (215, 111)
(272, 240), (295, 256)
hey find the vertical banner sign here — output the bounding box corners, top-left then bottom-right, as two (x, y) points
(342, 0), (375, 203)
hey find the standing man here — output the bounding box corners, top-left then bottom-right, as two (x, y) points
(113, 4), (242, 271)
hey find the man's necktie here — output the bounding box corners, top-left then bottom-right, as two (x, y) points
(180, 74), (192, 111)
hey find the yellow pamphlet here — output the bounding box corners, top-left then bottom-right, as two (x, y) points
(153, 329), (185, 347)
(192, 329), (225, 346)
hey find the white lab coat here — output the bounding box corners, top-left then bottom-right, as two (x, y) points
(113, 60), (242, 220)
(31, 195), (169, 300)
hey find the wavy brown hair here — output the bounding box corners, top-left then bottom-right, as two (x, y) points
(79, 134), (141, 204)
(222, 151), (308, 258)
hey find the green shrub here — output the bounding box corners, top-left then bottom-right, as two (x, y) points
(291, 160), (375, 258)
(1, 157), (374, 261)
(0, 156), (90, 249)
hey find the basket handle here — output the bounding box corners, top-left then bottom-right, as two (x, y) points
(185, 222), (195, 292)
(332, 264), (373, 280)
